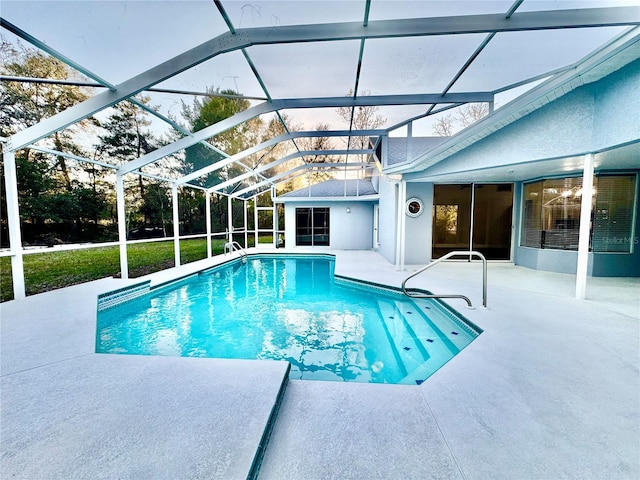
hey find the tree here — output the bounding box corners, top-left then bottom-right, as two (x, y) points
(335, 90), (386, 187)
(432, 113), (456, 136)
(459, 103), (490, 128)
(1, 40), (109, 243)
(179, 88), (263, 232)
(139, 182), (171, 236)
(336, 89), (386, 153)
(432, 103), (489, 136)
(296, 123), (336, 185)
(96, 99), (164, 234)
(181, 88), (261, 181)
(1, 41), (95, 191)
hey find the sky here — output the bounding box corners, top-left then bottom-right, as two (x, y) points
(1, 0), (637, 138)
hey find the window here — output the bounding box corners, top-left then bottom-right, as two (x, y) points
(521, 174), (636, 253)
(592, 175), (637, 253)
(523, 178), (585, 250)
(296, 207), (330, 246)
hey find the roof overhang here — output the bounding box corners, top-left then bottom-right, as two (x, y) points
(385, 27), (640, 176)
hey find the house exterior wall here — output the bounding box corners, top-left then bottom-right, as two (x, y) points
(593, 60), (640, 149)
(330, 202), (375, 250)
(513, 176), (640, 277)
(377, 177), (397, 263)
(283, 202), (375, 250)
(421, 60), (640, 178)
(404, 61), (639, 277)
(405, 183), (433, 265)
(515, 246), (596, 275)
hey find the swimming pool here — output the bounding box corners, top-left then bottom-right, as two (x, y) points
(96, 255), (480, 384)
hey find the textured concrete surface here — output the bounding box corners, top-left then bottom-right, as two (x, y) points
(0, 258), (289, 480)
(256, 250), (639, 479)
(419, 287), (639, 480)
(2, 355), (289, 480)
(2, 249), (638, 480)
(258, 381), (464, 480)
(0, 277), (131, 375)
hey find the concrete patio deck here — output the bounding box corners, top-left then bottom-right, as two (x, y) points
(1, 249), (638, 479)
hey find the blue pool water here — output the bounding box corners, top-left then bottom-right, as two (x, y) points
(96, 255), (480, 384)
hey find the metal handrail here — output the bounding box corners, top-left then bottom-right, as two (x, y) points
(401, 250), (487, 308)
(225, 240), (248, 261)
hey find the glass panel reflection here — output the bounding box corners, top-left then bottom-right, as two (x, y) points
(433, 184), (472, 258)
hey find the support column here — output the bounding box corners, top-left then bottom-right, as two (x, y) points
(400, 180), (406, 271)
(406, 121), (413, 161)
(575, 153), (595, 299)
(227, 195), (233, 244)
(205, 190), (212, 258)
(244, 199), (248, 247)
(172, 184), (180, 267)
(4, 150), (26, 299)
(394, 183), (401, 268)
(381, 135), (389, 168)
(254, 198), (259, 247)
(273, 197), (279, 248)
(116, 173), (128, 280)
(395, 180), (406, 271)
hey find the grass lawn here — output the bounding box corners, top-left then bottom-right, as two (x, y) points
(0, 238), (233, 302)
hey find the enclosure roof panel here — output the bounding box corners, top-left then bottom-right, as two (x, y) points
(2, 0), (639, 192)
(1, 1), (230, 85)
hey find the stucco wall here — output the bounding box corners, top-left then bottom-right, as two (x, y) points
(514, 247), (594, 275)
(593, 60), (640, 149)
(377, 177), (397, 263)
(420, 60), (640, 178)
(404, 183), (433, 265)
(283, 202), (375, 250)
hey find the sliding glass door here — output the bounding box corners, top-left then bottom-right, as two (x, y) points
(433, 184), (513, 260)
(296, 207), (330, 246)
(432, 184), (472, 258)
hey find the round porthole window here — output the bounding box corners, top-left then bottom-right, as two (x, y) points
(406, 197), (423, 217)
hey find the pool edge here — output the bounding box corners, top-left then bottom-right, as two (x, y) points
(247, 362), (292, 480)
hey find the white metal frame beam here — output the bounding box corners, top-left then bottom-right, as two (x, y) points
(178, 129), (385, 185)
(3, 150), (25, 299)
(120, 93), (490, 175)
(7, 7), (636, 152)
(0, 76), (269, 100)
(208, 149), (372, 194)
(233, 162), (370, 198)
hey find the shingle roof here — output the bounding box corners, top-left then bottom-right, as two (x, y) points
(387, 137), (450, 165)
(280, 179), (378, 198)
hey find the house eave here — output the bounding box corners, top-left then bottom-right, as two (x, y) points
(274, 195), (379, 204)
(384, 28), (640, 176)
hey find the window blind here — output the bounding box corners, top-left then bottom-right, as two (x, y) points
(592, 175), (637, 253)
